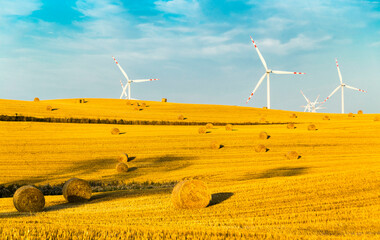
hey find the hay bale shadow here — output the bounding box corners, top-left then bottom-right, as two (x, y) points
(206, 131), (211, 134)
(52, 108), (59, 111)
(242, 167), (308, 180)
(119, 132), (127, 135)
(265, 148), (270, 152)
(208, 192), (234, 207)
(128, 156), (136, 162)
(128, 167), (137, 172)
(220, 144), (225, 149)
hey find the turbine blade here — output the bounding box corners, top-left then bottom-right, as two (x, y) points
(272, 70), (306, 75)
(120, 80), (124, 88)
(131, 79), (159, 83)
(345, 85), (367, 93)
(322, 85), (341, 103)
(246, 73), (267, 104)
(335, 58), (343, 84)
(112, 56), (130, 81)
(250, 36), (268, 70)
(300, 90), (311, 103)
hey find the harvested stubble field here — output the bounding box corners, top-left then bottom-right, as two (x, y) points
(0, 98), (379, 239)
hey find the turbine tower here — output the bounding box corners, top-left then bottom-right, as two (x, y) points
(246, 36), (306, 109)
(112, 56), (159, 100)
(321, 59), (366, 114)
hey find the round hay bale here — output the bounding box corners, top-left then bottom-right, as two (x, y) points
(255, 144), (267, 153)
(134, 106), (140, 111)
(111, 128), (120, 135)
(162, 98), (167, 102)
(308, 124), (317, 131)
(285, 151), (299, 160)
(33, 97), (40, 102)
(210, 140), (221, 149)
(46, 105), (52, 111)
(118, 153), (129, 163)
(171, 179), (211, 209)
(262, 106), (268, 109)
(125, 100), (131, 105)
(357, 110), (363, 114)
(62, 178), (92, 202)
(13, 185), (45, 212)
(198, 126), (207, 134)
(348, 113), (354, 117)
(374, 116), (380, 122)
(205, 123), (213, 129)
(259, 131), (268, 139)
(178, 114), (185, 120)
(289, 113), (297, 118)
(225, 124), (233, 131)
(322, 115), (330, 120)
(287, 123), (295, 129)
(141, 102), (147, 108)
(259, 117), (266, 123)
(116, 162), (129, 172)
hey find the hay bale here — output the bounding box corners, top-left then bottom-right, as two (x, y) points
(259, 117), (266, 123)
(374, 116), (380, 122)
(225, 124), (233, 131)
(259, 131), (269, 139)
(171, 179), (211, 209)
(118, 153), (129, 163)
(357, 110), (363, 114)
(178, 114), (185, 120)
(13, 185), (45, 212)
(287, 123), (295, 129)
(126, 100), (131, 105)
(322, 115), (330, 120)
(33, 97), (40, 102)
(162, 98), (167, 102)
(348, 113), (354, 117)
(262, 106), (268, 109)
(116, 162), (129, 172)
(308, 124), (317, 131)
(289, 113), (297, 118)
(255, 144), (267, 153)
(141, 102), (147, 108)
(62, 178), (92, 202)
(46, 105), (52, 111)
(210, 140), (221, 149)
(134, 106), (140, 111)
(285, 151), (299, 160)
(198, 126), (207, 134)
(205, 123), (213, 129)
(111, 128), (120, 135)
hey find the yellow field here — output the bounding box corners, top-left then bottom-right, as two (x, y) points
(0, 98), (379, 239)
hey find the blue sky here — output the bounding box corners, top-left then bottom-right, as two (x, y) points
(0, 0), (379, 113)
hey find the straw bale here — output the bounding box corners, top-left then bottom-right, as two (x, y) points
(210, 140), (221, 149)
(255, 144), (267, 153)
(289, 113), (297, 118)
(205, 123), (213, 129)
(62, 178), (92, 202)
(33, 97), (40, 102)
(308, 124), (317, 131)
(322, 115), (330, 120)
(171, 179), (211, 209)
(116, 162), (129, 172)
(162, 98), (167, 102)
(13, 185), (45, 212)
(111, 128), (120, 135)
(178, 114), (185, 120)
(287, 123), (295, 129)
(348, 113), (354, 117)
(198, 126), (206, 134)
(46, 105), (52, 111)
(259, 117), (266, 123)
(259, 131), (269, 139)
(118, 153), (129, 163)
(357, 110), (363, 114)
(225, 124), (233, 131)
(285, 151), (299, 160)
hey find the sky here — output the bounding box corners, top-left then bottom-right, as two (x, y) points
(0, 0), (379, 113)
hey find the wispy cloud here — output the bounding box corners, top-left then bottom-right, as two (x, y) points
(0, 0), (42, 17)
(154, 0), (200, 19)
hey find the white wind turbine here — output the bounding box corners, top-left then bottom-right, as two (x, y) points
(300, 90), (325, 112)
(246, 36), (306, 109)
(112, 56), (159, 100)
(321, 59), (367, 114)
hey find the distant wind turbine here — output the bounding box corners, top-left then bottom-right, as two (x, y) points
(246, 36), (306, 109)
(321, 59), (366, 114)
(300, 90), (324, 112)
(112, 56), (159, 100)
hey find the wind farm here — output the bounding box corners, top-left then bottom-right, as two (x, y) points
(1, 1), (379, 239)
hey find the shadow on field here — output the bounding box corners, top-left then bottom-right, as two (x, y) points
(208, 192), (234, 207)
(43, 188), (172, 213)
(0, 211), (39, 219)
(242, 167), (309, 180)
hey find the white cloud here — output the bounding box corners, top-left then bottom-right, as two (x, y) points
(74, 0), (124, 18)
(0, 0), (42, 16)
(154, 0), (200, 18)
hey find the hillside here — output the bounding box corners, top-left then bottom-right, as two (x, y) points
(0, 98), (379, 239)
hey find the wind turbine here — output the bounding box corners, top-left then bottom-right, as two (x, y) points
(300, 90), (324, 112)
(321, 59), (367, 114)
(112, 56), (159, 100)
(246, 36), (306, 109)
